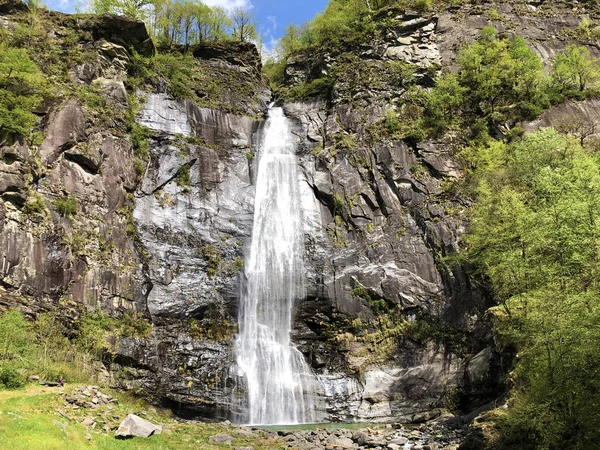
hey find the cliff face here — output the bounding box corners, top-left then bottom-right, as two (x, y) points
(1, 0), (598, 423)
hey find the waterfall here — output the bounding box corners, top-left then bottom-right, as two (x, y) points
(236, 107), (319, 425)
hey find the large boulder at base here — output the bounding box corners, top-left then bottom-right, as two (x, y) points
(115, 414), (162, 438)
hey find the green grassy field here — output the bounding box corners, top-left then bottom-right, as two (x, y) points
(0, 385), (285, 449)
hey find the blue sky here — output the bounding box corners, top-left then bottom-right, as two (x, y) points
(250, 0), (329, 49)
(44, 0), (330, 51)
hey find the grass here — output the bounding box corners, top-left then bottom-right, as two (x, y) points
(0, 385), (286, 449)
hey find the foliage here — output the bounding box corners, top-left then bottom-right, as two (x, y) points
(0, 308), (152, 387)
(0, 311), (30, 361)
(551, 45), (600, 99)
(150, 0), (232, 47)
(174, 164), (191, 192)
(0, 364), (26, 389)
(461, 129), (600, 448)
(91, 0), (153, 20)
(22, 194), (47, 215)
(77, 309), (151, 360)
(423, 73), (467, 133)
(91, 0), (252, 47)
(53, 195), (78, 218)
(456, 27), (548, 130)
(0, 44), (49, 141)
(275, 0), (438, 59)
(230, 6), (256, 42)
(286, 77), (334, 101)
(372, 30), (600, 145)
(201, 244), (222, 277)
(189, 317), (237, 342)
(0, 385), (287, 449)
(128, 51), (259, 114)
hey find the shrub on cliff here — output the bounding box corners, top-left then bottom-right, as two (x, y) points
(456, 27), (549, 131)
(0, 45), (48, 142)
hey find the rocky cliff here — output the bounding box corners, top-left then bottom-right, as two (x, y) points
(1, 0), (598, 423)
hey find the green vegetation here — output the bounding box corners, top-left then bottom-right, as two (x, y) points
(189, 317), (237, 342)
(376, 28), (600, 145)
(200, 244), (222, 277)
(53, 195), (78, 218)
(174, 164), (191, 192)
(551, 44), (600, 98)
(275, 0), (437, 58)
(457, 129), (600, 448)
(0, 309), (151, 386)
(128, 50), (260, 113)
(22, 194), (47, 216)
(0, 44), (50, 142)
(0, 385), (284, 449)
(91, 0), (255, 44)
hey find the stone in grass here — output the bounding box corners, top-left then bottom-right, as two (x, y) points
(115, 414), (162, 439)
(82, 417), (95, 427)
(209, 434), (234, 445)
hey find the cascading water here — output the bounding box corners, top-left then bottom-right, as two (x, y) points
(236, 107), (320, 425)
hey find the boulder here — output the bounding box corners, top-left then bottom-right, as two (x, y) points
(38, 99), (86, 165)
(115, 414), (162, 438)
(209, 433), (234, 444)
(63, 13), (155, 57)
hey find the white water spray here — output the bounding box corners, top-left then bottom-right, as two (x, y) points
(236, 107), (319, 425)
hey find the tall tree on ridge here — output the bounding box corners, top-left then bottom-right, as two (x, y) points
(231, 6), (256, 42)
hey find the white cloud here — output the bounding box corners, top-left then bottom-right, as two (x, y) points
(256, 15), (279, 60)
(266, 15), (277, 32)
(201, 0), (252, 10)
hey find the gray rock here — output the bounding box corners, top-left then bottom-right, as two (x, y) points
(93, 78), (128, 105)
(38, 99), (86, 165)
(138, 93), (193, 136)
(82, 417), (95, 426)
(209, 433), (234, 444)
(330, 437), (355, 448)
(115, 414), (162, 438)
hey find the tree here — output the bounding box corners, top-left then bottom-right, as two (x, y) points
(552, 45), (600, 98)
(457, 27), (548, 129)
(463, 129), (600, 448)
(231, 7), (256, 42)
(90, 0), (153, 20)
(424, 73), (467, 133)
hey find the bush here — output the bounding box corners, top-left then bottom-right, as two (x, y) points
(0, 45), (50, 141)
(22, 195), (46, 215)
(53, 196), (78, 218)
(287, 77), (334, 101)
(0, 364), (26, 389)
(0, 310), (30, 360)
(462, 129), (600, 448)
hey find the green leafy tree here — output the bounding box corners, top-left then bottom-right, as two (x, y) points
(457, 27), (548, 129)
(463, 129), (600, 448)
(551, 45), (600, 99)
(90, 0), (153, 20)
(231, 7), (256, 42)
(424, 73), (467, 133)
